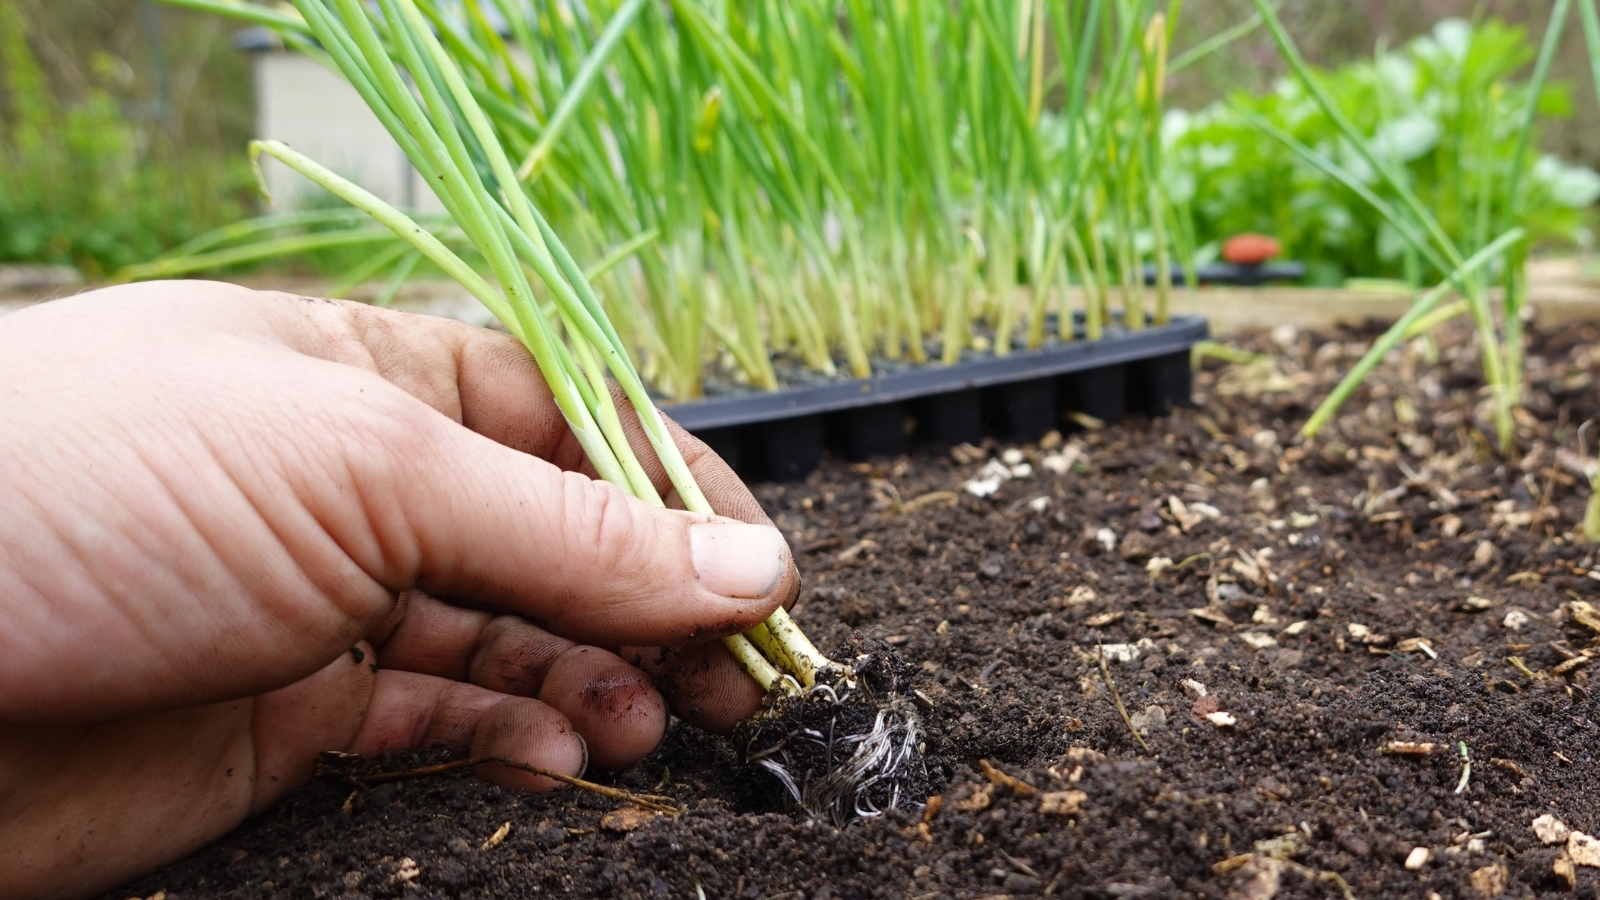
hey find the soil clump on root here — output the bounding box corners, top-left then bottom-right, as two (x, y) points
(110, 321), (1600, 900)
(736, 636), (929, 826)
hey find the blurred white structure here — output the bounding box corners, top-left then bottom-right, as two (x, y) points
(241, 30), (444, 213)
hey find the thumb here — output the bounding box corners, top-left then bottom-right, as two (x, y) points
(359, 403), (794, 648)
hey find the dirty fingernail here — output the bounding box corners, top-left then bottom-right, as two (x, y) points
(689, 521), (788, 599)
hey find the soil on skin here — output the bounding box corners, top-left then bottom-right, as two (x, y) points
(110, 322), (1600, 900)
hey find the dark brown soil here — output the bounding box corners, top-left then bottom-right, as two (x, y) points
(109, 321), (1600, 900)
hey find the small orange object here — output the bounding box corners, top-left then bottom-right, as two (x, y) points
(1221, 233), (1281, 265)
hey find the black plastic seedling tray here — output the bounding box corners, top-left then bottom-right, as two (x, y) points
(664, 315), (1208, 481)
(1143, 261), (1306, 287)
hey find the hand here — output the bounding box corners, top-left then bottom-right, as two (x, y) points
(0, 281), (798, 900)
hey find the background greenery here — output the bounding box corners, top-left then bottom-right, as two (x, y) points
(1170, 15), (1600, 285)
(1, 0), (1595, 282)
(0, 0), (259, 277)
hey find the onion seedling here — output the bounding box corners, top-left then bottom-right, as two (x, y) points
(250, 0), (924, 823)
(1585, 457), (1600, 544)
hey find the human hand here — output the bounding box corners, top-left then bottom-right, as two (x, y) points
(0, 281), (797, 900)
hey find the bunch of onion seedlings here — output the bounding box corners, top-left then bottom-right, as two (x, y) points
(1247, 0), (1569, 455)
(159, 0), (1236, 401)
(209, 0), (924, 821)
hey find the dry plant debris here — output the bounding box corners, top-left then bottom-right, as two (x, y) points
(1468, 863), (1507, 898)
(1404, 846), (1431, 870)
(1569, 830), (1600, 867)
(978, 759), (1037, 798)
(1381, 741), (1441, 756)
(1572, 600), (1600, 633)
(333, 753), (680, 815)
(1555, 851), (1579, 889)
(598, 808), (661, 833)
(479, 822), (511, 850)
(1038, 790), (1088, 816)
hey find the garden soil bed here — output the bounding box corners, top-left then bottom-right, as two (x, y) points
(110, 320), (1600, 900)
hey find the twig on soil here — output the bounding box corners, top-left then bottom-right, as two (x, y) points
(360, 757), (680, 814)
(979, 759), (1038, 797)
(1537, 455), (1562, 536)
(801, 536), (847, 554)
(1166, 552), (1214, 575)
(978, 659), (1006, 683)
(998, 848), (1042, 879)
(1097, 645), (1151, 753)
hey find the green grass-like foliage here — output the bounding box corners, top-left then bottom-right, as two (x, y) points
(157, 0), (1234, 401)
(1169, 16), (1600, 287)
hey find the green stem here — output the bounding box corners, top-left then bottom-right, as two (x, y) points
(331, 241), (414, 298)
(1584, 465), (1600, 543)
(1302, 228), (1524, 439)
(1061, 223), (1095, 342)
(374, 247), (422, 307)
(158, 0), (311, 33)
(515, 0), (650, 181)
(116, 228), (408, 283)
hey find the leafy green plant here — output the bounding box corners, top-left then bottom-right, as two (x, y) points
(1167, 15), (1600, 287)
(0, 4), (255, 279)
(1228, 0), (1584, 455)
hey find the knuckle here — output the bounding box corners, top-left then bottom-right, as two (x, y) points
(472, 616), (572, 696)
(559, 471), (644, 570)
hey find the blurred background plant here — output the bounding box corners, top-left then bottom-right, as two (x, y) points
(1169, 15), (1600, 287)
(0, 0), (263, 278)
(0, 0), (399, 279)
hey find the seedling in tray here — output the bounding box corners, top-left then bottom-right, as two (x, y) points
(155, 0), (1264, 404)
(240, 0), (922, 823)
